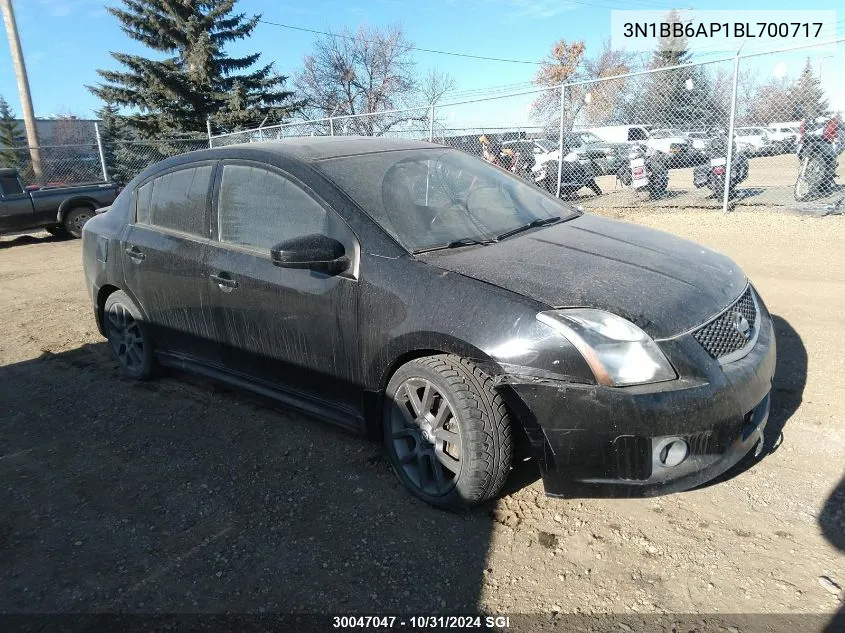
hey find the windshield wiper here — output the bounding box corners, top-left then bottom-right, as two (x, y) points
(496, 216), (562, 241)
(413, 237), (497, 254)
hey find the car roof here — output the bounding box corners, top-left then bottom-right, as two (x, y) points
(210, 136), (436, 162)
(130, 136), (446, 186)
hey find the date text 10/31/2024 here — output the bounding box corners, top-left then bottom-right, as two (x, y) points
(332, 615), (512, 629)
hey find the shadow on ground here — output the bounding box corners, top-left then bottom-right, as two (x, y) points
(0, 343), (497, 614)
(820, 477), (845, 633)
(0, 232), (67, 250)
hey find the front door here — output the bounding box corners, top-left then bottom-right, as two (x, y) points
(206, 161), (361, 414)
(121, 162), (222, 364)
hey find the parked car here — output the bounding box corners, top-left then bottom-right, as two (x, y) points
(733, 127), (775, 156)
(766, 123), (800, 153)
(82, 138), (775, 509)
(505, 134), (623, 180)
(586, 124), (652, 144)
(0, 168), (119, 238)
(588, 125), (693, 166)
(649, 129), (698, 166)
(679, 130), (712, 154)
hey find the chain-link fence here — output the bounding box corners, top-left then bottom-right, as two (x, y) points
(209, 39), (844, 214)
(2, 131), (208, 188)
(101, 138), (209, 186)
(2, 144), (103, 186)
(4, 40), (841, 211)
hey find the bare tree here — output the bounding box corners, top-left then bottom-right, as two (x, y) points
(296, 25), (439, 136)
(529, 39), (586, 129)
(419, 68), (457, 106)
(575, 44), (636, 127)
(530, 40), (635, 131)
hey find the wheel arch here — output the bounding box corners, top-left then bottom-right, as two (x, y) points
(362, 334), (508, 440)
(95, 283), (121, 334)
(56, 196), (99, 222)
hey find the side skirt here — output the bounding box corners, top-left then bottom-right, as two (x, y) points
(156, 351), (366, 434)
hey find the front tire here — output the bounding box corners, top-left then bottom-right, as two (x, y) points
(103, 290), (155, 380)
(63, 206), (94, 238)
(384, 355), (513, 510)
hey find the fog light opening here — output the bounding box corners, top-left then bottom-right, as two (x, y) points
(658, 439), (689, 468)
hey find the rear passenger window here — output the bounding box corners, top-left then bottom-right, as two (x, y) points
(0, 176), (23, 195)
(217, 164), (327, 251)
(138, 165), (212, 236)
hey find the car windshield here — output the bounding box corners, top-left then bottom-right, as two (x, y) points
(650, 130), (674, 139)
(317, 148), (577, 252)
(534, 139), (558, 152)
(573, 132), (601, 144)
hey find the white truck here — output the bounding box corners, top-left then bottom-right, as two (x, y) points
(766, 122), (800, 153)
(733, 127), (775, 156)
(585, 125), (694, 166)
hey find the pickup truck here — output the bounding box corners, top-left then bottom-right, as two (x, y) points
(0, 168), (119, 239)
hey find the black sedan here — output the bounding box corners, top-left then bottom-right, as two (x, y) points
(81, 137), (776, 510)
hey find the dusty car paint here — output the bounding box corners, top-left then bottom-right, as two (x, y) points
(82, 137), (775, 498)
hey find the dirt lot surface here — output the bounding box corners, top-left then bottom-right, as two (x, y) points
(581, 153), (845, 211)
(1, 208), (843, 631)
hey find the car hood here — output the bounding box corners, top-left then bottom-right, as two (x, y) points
(416, 214), (746, 339)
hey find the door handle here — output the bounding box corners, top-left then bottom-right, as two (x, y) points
(210, 272), (239, 291)
(124, 245), (146, 261)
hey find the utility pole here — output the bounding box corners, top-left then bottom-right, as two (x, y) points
(0, 0), (42, 179)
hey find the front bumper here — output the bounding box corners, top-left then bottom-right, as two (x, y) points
(500, 309), (776, 498)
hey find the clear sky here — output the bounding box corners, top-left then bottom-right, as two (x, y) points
(0, 0), (841, 125)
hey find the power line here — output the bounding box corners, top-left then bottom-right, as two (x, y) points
(689, 19), (845, 58)
(258, 19), (545, 65)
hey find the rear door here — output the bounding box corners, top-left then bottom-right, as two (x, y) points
(121, 162), (222, 364)
(0, 174), (35, 232)
(206, 161), (361, 413)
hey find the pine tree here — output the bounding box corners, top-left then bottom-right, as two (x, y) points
(640, 10), (725, 128)
(96, 102), (132, 185)
(89, 0), (300, 139)
(0, 96), (24, 168)
(789, 58), (830, 122)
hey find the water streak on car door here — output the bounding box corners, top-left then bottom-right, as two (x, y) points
(206, 162), (361, 415)
(120, 164), (222, 364)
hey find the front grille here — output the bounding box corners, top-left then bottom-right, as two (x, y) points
(693, 286), (757, 360)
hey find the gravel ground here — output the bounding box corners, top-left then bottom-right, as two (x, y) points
(576, 153), (845, 211)
(0, 208), (843, 632)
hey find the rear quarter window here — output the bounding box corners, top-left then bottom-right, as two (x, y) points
(135, 182), (152, 224)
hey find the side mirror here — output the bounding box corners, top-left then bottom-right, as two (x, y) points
(270, 233), (350, 275)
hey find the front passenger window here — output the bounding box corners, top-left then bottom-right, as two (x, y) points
(217, 165), (328, 251)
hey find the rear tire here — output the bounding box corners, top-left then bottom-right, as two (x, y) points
(103, 290), (155, 380)
(383, 354), (513, 510)
(63, 206), (94, 238)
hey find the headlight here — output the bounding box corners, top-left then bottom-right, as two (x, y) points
(536, 309), (676, 387)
